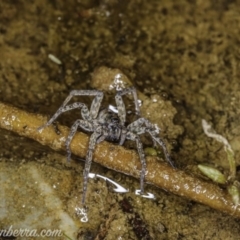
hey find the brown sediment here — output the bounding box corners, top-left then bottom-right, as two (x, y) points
(0, 101), (239, 218)
(91, 66), (183, 141)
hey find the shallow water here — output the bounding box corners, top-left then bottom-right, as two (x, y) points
(0, 1), (240, 239)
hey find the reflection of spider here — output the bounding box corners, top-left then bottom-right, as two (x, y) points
(38, 87), (174, 204)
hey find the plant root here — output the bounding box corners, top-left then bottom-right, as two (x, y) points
(0, 102), (240, 217)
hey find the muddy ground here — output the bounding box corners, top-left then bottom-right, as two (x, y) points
(0, 0), (240, 239)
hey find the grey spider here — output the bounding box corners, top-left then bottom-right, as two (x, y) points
(38, 87), (174, 205)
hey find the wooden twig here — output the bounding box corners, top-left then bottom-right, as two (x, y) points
(0, 102), (240, 217)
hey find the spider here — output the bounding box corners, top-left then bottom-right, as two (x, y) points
(38, 87), (174, 205)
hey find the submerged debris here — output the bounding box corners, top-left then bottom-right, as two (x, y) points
(1, 102), (240, 218)
(120, 197), (152, 240)
(199, 119), (240, 205)
(48, 54), (62, 65)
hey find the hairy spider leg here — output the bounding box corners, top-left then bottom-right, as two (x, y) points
(37, 90), (104, 131)
(82, 128), (102, 205)
(129, 118), (174, 167)
(65, 118), (94, 162)
(37, 102), (88, 132)
(126, 117), (174, 194)
(115, 87), (141, 145)
(37, 90), (105, 205)
(126, 118), (148, 194)
(127, 117), (146, 134)
(135, 137), (146, 195)
(115, 86), (141, 125)
(147, 129), (174, 168)
(125, 130), (146, 195)
(61, 89), (105, 140)
(95, 126), (109, 144)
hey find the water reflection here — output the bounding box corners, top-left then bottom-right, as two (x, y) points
(135, 189), (155, 199)
(75, 207), (88, 223)
(88, 173), (129, 193)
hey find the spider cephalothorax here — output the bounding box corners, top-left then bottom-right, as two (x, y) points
(96, 108), (123, 142)
(38, 87), (174, 204)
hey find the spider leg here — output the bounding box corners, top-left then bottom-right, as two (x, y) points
(115, 87), (141, 125)
(135, 136), (146, 195)
(144, 120), (174, 168)
(38, 90), (103, 131)
(65, 119), (94, 162)
(39, 102), (88, 131)
(82, 127), (102, 205)
(126, 131), (146, 195)
(127, 118), (174, 167)
(126, 117), (146, 134)
(96, 127), (108, 144)
(147, 131), (174, 168)
(119, 128), (127, 145)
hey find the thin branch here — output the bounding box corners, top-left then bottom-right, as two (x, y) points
(0, 102), (240, 217)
